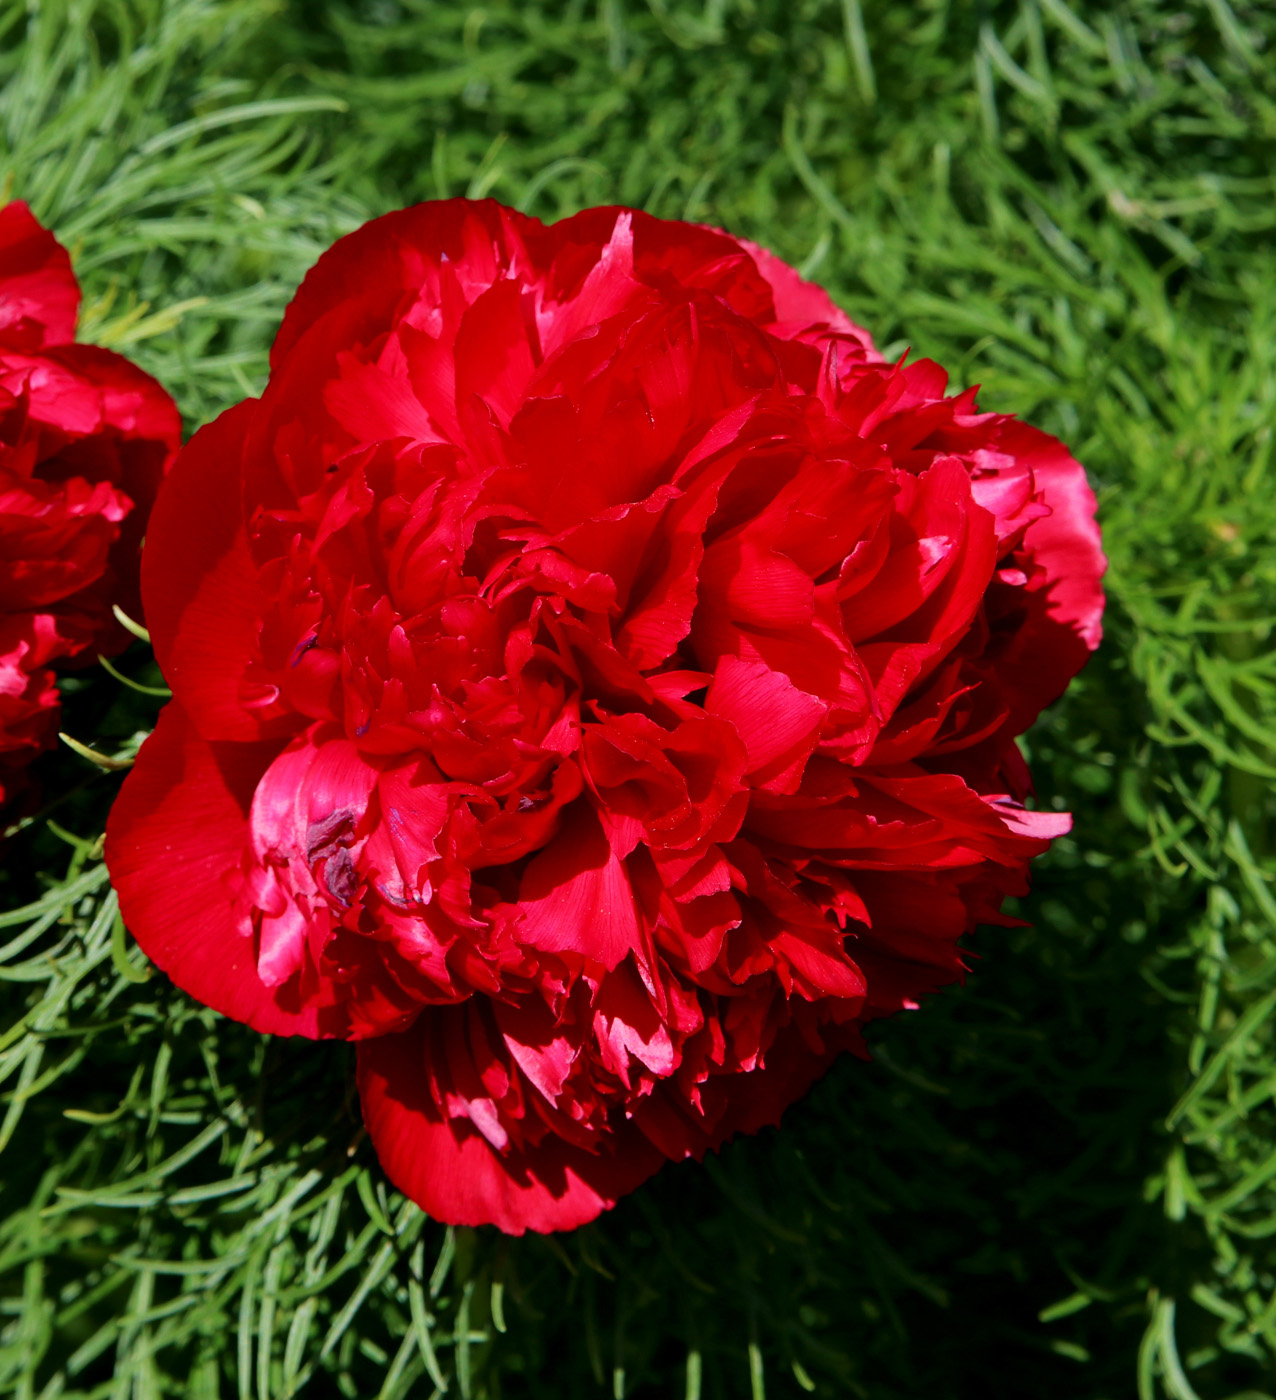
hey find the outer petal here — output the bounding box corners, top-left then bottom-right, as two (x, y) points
(541, 207), (776, 323)
(985, 423), (1106, 732)
(0, 201), (79, 349)
(142, 400), (295, 742)
(105, 701), (338, 1036)
(736, 234), (878, 356)
(1012, 423), (1105, 649)
(357, 1018), (665, 1234)
(269, 199), (535, 372)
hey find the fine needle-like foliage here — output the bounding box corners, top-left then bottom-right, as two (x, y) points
(2, 1), (1276, 1396)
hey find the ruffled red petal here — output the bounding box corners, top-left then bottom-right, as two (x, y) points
(38, 343), (181, 644)
(0, 201), (79, 350)
(270, 199), (530, 373)
(142, 400), (295, 742)
(104, 701), (342, 1035)
(357, 1016), (665, 1234)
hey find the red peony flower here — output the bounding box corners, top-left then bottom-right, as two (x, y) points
(105, 201), (1104, 1233)
(0, 201), (181, 810)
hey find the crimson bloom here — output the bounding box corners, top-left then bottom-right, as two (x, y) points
(105, 201), (1104, 1233)
(0, 201), (181, 811)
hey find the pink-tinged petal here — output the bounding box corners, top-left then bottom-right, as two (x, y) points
(142, 401), (295, 742)
(256, 897), (311, 988)
(104, 702), (341, 1037)
(0, 202), (79, 349)
(1007, 423), (1105, 650)
(990, 800), (1072, 840)
(515, 805), (644, 970)
(973, 425), (1106, 734)
(246, 728), (380, 980)
(357, 1017), (664, 1234)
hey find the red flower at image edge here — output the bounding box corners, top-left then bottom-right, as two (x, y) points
(0, 201), (181, 811)
(104, 201), (1105, 1234)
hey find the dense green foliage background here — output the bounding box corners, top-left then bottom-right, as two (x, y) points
(1, 0), (1275, 1395)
